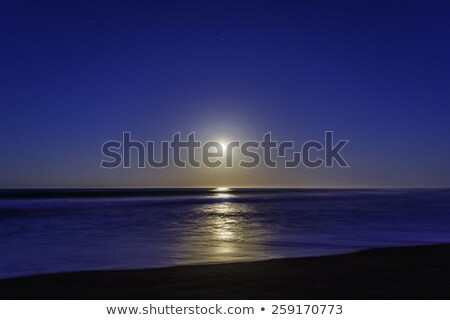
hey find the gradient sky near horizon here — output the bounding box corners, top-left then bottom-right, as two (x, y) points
(1, 1), (450, 188)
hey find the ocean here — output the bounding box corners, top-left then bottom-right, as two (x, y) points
(0, 188), (449, 279)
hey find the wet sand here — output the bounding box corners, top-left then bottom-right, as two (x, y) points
(0, 244), (449, 299)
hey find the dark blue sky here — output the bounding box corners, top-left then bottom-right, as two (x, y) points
(1, 1), (450, 187)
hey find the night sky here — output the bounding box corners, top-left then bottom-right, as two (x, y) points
(1, 1), (450, 188)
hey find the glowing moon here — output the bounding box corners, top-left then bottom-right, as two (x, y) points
(218, 141), (228, 152)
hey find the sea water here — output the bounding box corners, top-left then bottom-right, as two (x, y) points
(0, 188), (449, 279)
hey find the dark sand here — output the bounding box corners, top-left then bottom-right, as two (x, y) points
(1, 244), (449, 299)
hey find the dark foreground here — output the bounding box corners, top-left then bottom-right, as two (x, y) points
(1, 244), (449, 299)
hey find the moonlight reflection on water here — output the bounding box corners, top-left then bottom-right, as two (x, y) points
(173, 199), (277, 264)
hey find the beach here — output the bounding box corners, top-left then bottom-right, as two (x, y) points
(1, 189), (449, 299)
(1, 244), (449, 299)
(1, 188), (450, 280)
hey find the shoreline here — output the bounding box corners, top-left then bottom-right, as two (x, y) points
(0, 244), (449, 299)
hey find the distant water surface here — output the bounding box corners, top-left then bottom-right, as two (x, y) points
(0, 188), (449, 279)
